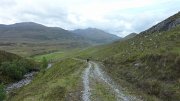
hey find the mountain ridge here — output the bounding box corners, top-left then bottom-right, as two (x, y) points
(0, 22), (119, 44)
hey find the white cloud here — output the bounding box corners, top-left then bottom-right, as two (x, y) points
(0, 0), (179, 37)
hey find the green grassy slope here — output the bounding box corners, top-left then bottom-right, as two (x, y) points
(76, 25), (180, 100)
(7, 58), (86, 101)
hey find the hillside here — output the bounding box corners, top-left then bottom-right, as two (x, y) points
(76, 12), (180, 101)
(72, 28), (120, 44)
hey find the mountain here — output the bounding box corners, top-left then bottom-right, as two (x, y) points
(123, 33), (137, 40)
(71, 28), (121, 44)
(141, 11), (180, 34)
(77, 12), (180, 101)
(0, 22), (84, 43)
(0, 22), (120, 44)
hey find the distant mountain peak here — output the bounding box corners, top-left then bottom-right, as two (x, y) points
(72, 28), (120, 44)
(11, 22), (46, 27)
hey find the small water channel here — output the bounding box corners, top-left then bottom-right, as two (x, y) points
(6, 64), (52, 93)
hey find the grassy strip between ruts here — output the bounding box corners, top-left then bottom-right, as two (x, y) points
(7, 58), (86, 101)
(91, 80), (116, 101)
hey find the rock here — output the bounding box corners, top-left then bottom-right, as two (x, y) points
(134, 63), (141, 67)
(140, 12), (180, 34)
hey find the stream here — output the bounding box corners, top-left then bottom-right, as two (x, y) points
(6, 64), (52, 93)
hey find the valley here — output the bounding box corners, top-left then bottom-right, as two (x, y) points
(0, 22), (119, 56)
(0, 9), (179, 101)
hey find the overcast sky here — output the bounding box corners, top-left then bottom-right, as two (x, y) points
(0, 0), (179, 37)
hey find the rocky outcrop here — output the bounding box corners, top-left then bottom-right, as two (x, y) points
(141, 12), (180, 34)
